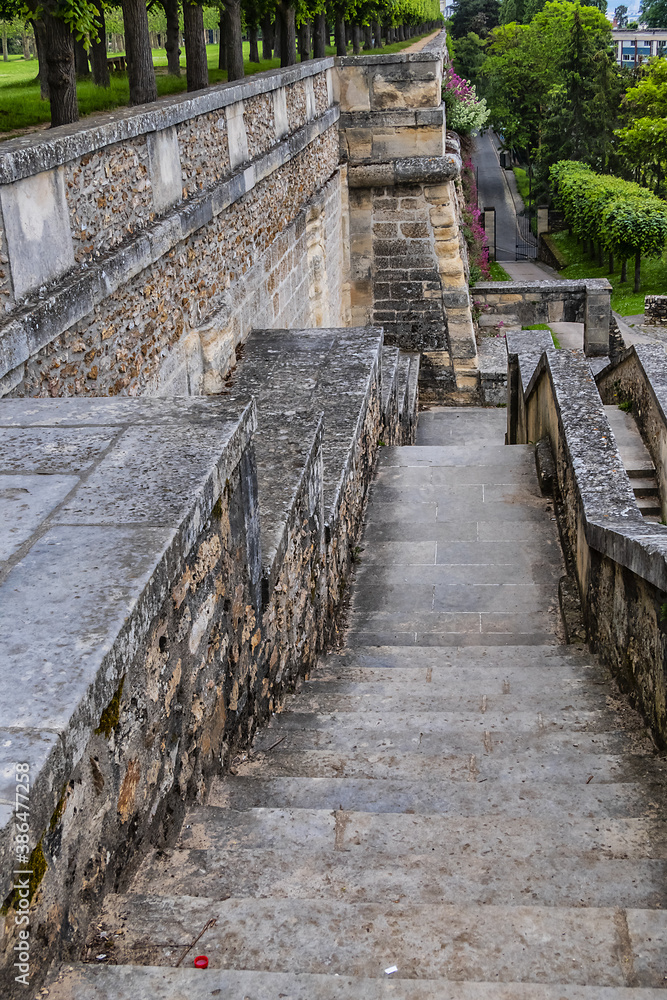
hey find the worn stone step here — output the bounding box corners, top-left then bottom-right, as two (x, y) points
(350, 559), (561, 587)
(314, 644), (593, 673)
(344, 611), (559, 645)
(209, 776), (666, 819)
(378, 444), (534, 468)
(415, 407), (508, 447)
(264, 708), (642, 738)
(292, 678), (615, 715)
(231, 744), (665, 784)
(88, 894), (667, 987)
(173, 806), (667, 861)
(248, 719), (652, 758)
(131, 842), (667, 910)
(356, 537), (561, 566)
(42, 964), (667, 1000)
(630, 478), (660, 498)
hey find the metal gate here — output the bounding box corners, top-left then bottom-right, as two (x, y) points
(516, 207), (537, 261)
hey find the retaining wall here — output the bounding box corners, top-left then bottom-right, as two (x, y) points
(0, 60), (344, 399)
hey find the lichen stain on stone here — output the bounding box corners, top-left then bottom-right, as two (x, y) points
(49, 786), (68, 830)
(2, 840), (49, 915)
(164, 659), (182, 717)
(117, 759), (141, 823)
(95, 676), (125, 738)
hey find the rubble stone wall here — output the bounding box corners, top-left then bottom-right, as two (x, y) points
(0, 60), (342, 399)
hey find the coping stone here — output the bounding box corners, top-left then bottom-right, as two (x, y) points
(0, 58), (334, 184)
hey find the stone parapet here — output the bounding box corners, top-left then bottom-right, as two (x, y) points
(507, 339), (667, 746)
(474, 279), (611, 357)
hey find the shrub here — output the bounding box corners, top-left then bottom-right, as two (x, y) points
(442, 69), (490, 136)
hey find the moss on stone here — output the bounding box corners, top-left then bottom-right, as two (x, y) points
(95, 676), (125, 738)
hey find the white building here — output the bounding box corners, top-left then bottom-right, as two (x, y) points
(612, 28), (667, 66)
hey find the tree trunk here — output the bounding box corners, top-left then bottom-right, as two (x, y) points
(163, 0), (181, 75)
(634, 249), (641, 293)
(621, 258), (627, 283)
(22, 30), (30, 60)
(398, 24), (404, 41)
(261, 15), (274, 58)
(90, 0), (110, 87)
(298, 20), (310, 60)
(183, 2), (208, 91)
(248, 24), (260, 62)
(608, 252), (614, 274)
(32, 19), (49, 99)
(373, 20), (381, 46)
(278, 2), (296, 66)
(363, 24), (372, 49)
(352, 22), (362, 54)
(2, 24), (8, 62)
(335, 17), (346, 56)
(122, 0), (158, 105)
(218, 9), (227, 69)
(74, 36), (90, 78)
(598, 242), (603, 267)
(313, 13), (326, 57)
(224, 0), (244, 79)
(43, 11), (78, 126)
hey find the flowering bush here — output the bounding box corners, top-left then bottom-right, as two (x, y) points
(442, 70), (490, 136)
(461, 159), (490, 285)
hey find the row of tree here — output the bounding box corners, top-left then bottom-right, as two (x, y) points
(1, 0), (442, 129)
(550, 159), (667, 290)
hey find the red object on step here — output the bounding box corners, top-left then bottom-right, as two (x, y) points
(194, 955), (209, 969)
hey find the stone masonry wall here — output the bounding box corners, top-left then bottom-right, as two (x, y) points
(0, 60), (341, 399)
(7, 133), (343, 399)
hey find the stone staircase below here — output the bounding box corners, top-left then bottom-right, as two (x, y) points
(604, 404), (662, 521)
(43, 409), (667, 999)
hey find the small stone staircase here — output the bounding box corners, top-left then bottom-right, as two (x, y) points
(604, 405), (662, 520)
(43, 409), (667, 999)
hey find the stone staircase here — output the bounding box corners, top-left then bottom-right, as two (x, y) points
(43, 409), (667, 999)
(604, 404), (662, 521)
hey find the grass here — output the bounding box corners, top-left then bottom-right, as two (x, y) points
(488, 261), (512, 281)
(0, 31), (436, 136)
(513, 167), (531, 208)
(550, 230), (667, 316)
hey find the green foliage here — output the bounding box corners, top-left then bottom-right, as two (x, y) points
(551, 159), (667, 266)
(484, 0), (619, 165)
(639, 0), (667, 26)
(451, 30), (486, 86)
(450, 0), (500, 37)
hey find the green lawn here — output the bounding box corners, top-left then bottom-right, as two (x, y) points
(488, 261), (512, 281)
(0, 31), (436, 137)
(550, 230), (667, 316)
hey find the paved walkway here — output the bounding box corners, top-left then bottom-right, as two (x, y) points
(48, 409), (667, 999)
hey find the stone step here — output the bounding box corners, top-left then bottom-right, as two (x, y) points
(131, 842), (666, 910)
(230, 746), (663, 784)
(87, 894), (667, 987)
(172, 805), (667, 861)
(344, 611), (559, 646)
(314, 644), (593, 673)
(630, 478), (660, 498)
(247, 719), (651, 758)
(260, 706), (640, 735)
(380, 443), (534, 465)
(42, 964), (667, 1000)
(208, 776), (666, 819)
(636, 496), (662, 516)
